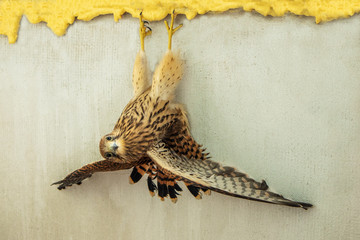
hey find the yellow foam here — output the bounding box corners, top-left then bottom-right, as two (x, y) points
(1, 0), (360, 43)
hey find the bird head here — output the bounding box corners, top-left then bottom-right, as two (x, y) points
(99, 133), (125, 162)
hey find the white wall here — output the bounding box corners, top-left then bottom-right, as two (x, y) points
(1, 12), (360, 240)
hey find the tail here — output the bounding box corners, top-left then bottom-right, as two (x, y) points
(150, 50), (183, 101)
(129, 163), (149, 184)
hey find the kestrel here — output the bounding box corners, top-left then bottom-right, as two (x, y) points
(52, 11), (312, 210)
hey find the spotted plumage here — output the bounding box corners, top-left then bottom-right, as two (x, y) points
(52, 11), (312, 210)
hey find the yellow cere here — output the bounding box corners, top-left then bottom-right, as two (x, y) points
(1, 0), (360, 43)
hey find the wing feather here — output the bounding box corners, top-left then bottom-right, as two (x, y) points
(147, 141), (312, 210)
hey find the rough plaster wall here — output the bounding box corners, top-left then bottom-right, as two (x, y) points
(1, 12), (360, 240)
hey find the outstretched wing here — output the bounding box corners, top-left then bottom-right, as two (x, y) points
(52, 160), (135, 190)
(147, 141), (312, 210)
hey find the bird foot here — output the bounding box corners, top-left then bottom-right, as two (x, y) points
(139, 11), (152, 51)
(164, 10), (183, 50)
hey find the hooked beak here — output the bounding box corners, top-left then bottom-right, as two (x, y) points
(110, 142), (118, 151)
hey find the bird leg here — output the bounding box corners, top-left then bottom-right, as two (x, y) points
(164, 10), (183, 50)
(132, 12), (151, 97)
(51, 160), (134, 190)
(139, 11), (152, 51)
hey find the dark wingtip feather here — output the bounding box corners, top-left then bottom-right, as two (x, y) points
(51, 180), (62, 186)
(279, 200), (313, 210)
(298, 202), (313, 210)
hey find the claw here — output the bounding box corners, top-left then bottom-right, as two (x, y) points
(139, 11), (151, 51)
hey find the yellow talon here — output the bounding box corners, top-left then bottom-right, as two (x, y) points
(139, 12), (152, 51)
(164, 10), (183, 50)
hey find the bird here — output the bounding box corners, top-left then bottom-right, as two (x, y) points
(52, 11), (312, 210)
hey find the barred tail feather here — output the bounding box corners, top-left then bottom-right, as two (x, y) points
(185, 182), (202, 199)
(129, 164), (149, 184)
(155, 171), (182, 203)
(147, 176), (157, 197)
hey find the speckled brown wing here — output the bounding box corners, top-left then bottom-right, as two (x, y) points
(147, 141), (312, 210)
(52, 160), (135, 190)
(162, 124), (212, 199)
(164, 125), (209, 161)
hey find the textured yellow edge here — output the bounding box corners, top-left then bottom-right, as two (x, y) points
(1, 0), (360, 43)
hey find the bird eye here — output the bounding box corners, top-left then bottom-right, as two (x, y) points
(106, 136), (112, 141)
(105, 153), (113, 158)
